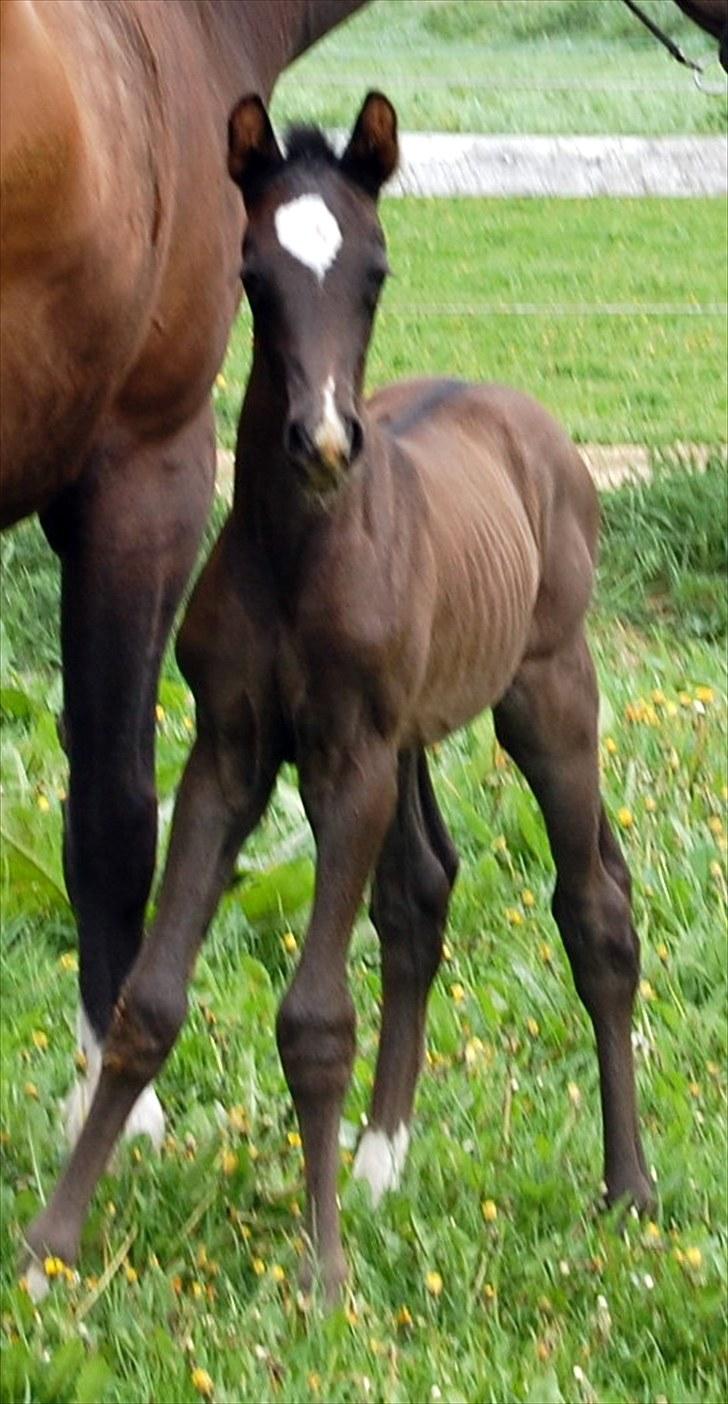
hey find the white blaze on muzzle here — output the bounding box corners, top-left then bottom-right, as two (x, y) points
(313, 374), (349, 467)
(274, 193), (342, 283)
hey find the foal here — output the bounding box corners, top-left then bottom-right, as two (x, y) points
(26, 92), (653, 1300)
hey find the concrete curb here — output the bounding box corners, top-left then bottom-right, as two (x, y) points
(375, 133), (728, 198)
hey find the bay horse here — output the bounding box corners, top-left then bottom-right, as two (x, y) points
(25, 91), (654, 1302)
(0, 0), (366, 1150)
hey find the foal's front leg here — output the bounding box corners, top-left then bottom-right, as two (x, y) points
(24, 728), (279, 1290)
(276, 736), (397, 1300)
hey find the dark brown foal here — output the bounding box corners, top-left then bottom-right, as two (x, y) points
(25, 92), (653, 1302)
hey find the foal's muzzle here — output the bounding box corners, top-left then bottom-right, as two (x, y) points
(285, 412), (363, 488)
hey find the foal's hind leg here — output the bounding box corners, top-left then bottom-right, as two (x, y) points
(493, 633), (653, 1210)
(353, 749), (458, 1204)
(40, 406), (214, 1150)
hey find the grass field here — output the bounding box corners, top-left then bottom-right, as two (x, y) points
(272, 0), (728, 135)
(215, 197), (727, 451)
(1, 134), (727, 1404)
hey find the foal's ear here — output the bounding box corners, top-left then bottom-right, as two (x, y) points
(228, 94), (283, 204)
(341, 91), (398, 199)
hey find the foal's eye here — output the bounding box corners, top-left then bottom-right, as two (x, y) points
(363, 266), (387, 310)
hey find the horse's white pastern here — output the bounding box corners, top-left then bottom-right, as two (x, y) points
(352, 1122), (410, 1207)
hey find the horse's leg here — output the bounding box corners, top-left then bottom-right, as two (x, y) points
(40, 406), (215, 1150)
(353, 748), (458, 1204)
(276, 737), (398, 1300)
(24, 680), (281, 1291)
(493, 632), (653, 1210)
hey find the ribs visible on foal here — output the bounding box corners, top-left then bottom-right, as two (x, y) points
(24, 92), (653, 1303)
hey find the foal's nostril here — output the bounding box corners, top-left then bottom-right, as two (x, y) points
(346, 416), (364, 463)
(285, 419), (316, 463)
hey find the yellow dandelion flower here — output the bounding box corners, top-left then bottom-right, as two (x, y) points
(228, 1104), (248, 1133)
(43, 1256), (66, 1278)
(396, 1304), (413, 1327)
(191, 1280), (204, 1299)
(221, 1149), (238, 1176)
(308, 1374), (321, 1393)
(31, 1030), (48, 1051)
(464, 1036), (485, 1065)
(483, 1282), (497, 1301)
(644, 796), (657, 813)
(521, 888), (536, 907)
(568, 1082), (581, 1107)
(249, 1143), (259, 1160)
(290, 1199), (301, 1218)
(183, 715), (195, 732)
(710, 860), (723, 879)
(124, 1264), (138, 1284)
(492, 835), (508, 854)
(708, 815), (723, 836)
(526, 1017), (540, 1038)
(657, 942), (669, 963)
(287, 1130), (302, 1149)
(155, 704), (166, 724)
(170, 1274), (183, 1294)
(271, 1264), (286, 1283)
(505, 906), (524, 926)
(442, 941), (453, 961)
(450, 982), (466, 1003)
(23, 1082), (38, 1099)
(36, 794), (50, 813)
(106, 1201), (116, 1217)
(85, 1275), (99, 1290)
(644, 1221), (661, 1242)
(345, 1304), (358, 1326)
(651, 689), (666, 706)
(59, 952), (78, 972)
(684, 1246), (703, 1270)
(688, 1081), (701, 1099)
(617, 807), (633, 830)
(191, 1367), (214, 1398)
(678, 692), (692, 708)
(695, 686), (714, 704)
(252, 1257), (266, 1276)
(215, 373), (228, 390)
(640, 979), (657, 1001)
(481, 1198), (498, 1222)
(425, 1270), (443, 1296)
(604, 737), (618, 755)
(281, 931), (298, 954)
(538, 941), (553, 965)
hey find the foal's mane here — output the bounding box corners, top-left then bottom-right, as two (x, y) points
(283, 125), (339, 171)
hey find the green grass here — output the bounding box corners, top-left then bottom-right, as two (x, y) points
(1, 508), (726, 1402)
(272, 0), (728, 135)
(215, 197), (728, 450)
(1, 180), (727, 1399)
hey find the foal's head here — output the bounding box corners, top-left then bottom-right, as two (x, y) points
(228, 92), (398, 491)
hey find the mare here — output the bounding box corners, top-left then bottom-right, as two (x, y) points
(26, 92), (654, 1301)
(0, 0), (366, 1148)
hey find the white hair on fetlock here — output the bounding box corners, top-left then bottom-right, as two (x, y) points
(274, 194), (342, 282)
(352, 1122), (410, 1207)
(64, 1006), (165, 1152)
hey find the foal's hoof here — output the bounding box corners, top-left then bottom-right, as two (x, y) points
(297, 1246), (348, 1307)
(604, 1170), (657, 1219)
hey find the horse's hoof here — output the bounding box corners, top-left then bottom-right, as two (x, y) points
(23, 1209), (79, 1298)
(297, 1246), (348, 1306)
(603, 1170), (657, 1219)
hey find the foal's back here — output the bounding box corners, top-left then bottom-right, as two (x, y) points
(368, 377), (599, 735)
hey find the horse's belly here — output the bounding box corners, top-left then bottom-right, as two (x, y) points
(408, 497), (540, 744)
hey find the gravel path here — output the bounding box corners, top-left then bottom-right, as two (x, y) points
(384, 133), (727, 198)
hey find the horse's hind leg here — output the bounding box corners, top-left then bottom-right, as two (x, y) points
(40, 405), (214, 1150)
(353, 748), (458, 1205)
(493, 632), (653, 1211)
